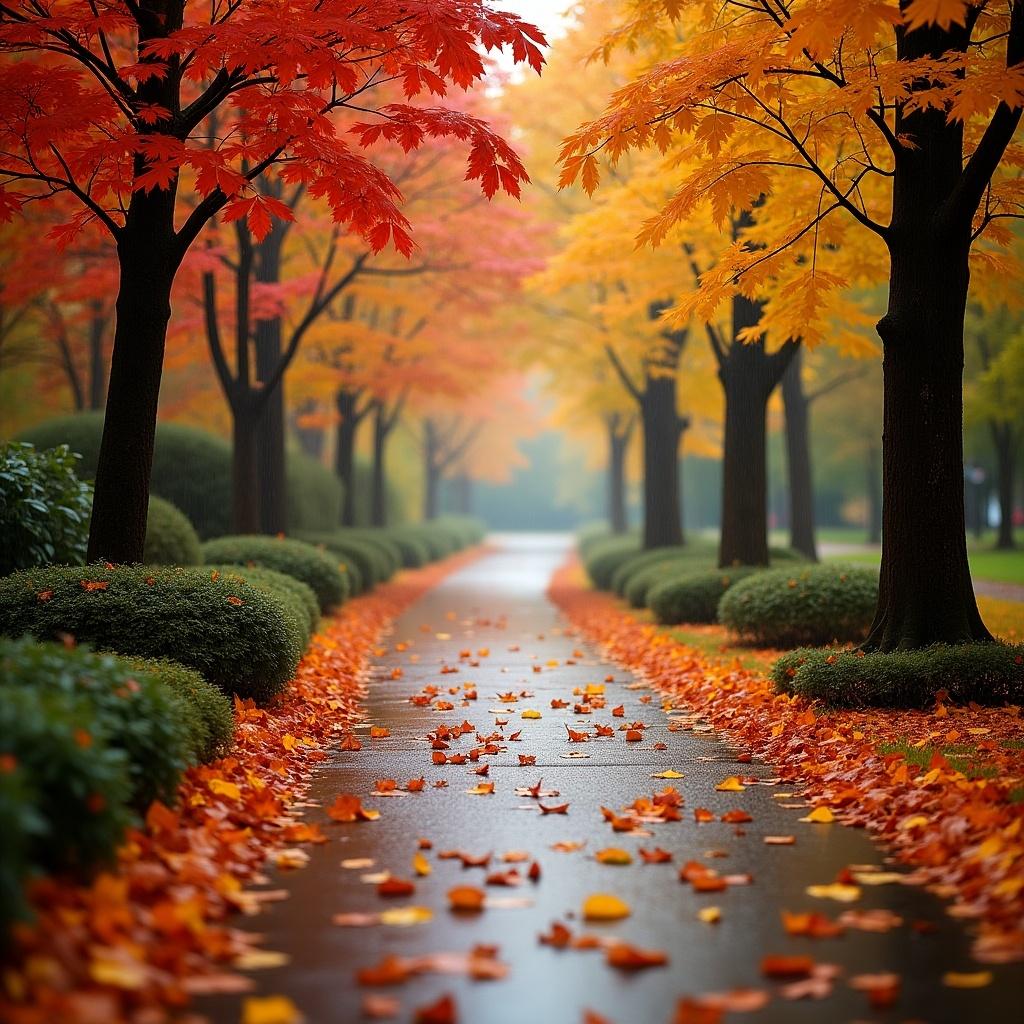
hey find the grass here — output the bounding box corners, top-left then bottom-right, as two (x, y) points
(878, 739), (1001, 781)
(667, 624), (779, 672)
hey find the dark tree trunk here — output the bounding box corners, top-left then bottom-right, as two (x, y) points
(371, 403), (388, 528)
(232, 402), (260, 534)
(294, 400), (325, 459)
(717, 295), (796, 568)
(254, 232), (287, 535)
(88, 304), (107, 410)
(423, 419), (440, 521)
(335, 390), (360, 527)
(640, 375), (685, 549)
(866, 17), (993, 650)
(781, 347), (818, 561)
(452, 474), (472, 516)
(88, 191), (177, 563)
(866, 442), (882, 545)
(607, 414), (631, 534)
(991, 422), (1017, 550)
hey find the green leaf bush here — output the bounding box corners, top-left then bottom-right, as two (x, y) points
(719, 564), (878, 647)
(206, 564), (319, 644)
(583, 535), (642, 589)
(142, 495), (201, 565)
(648, 567), (762, 625)
(287, 449), (343, 533)
(201, 535), (348, 613)
(0, 565), (303, 703)
(0, 442), (93, 574)
(773, 643), (1024, 707)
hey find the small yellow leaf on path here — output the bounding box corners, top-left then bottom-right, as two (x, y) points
(852, 872), (904, 885)
(899, 815), (929, 830)
(583, 893), (630, 920)
(800, 806), (835, 824)
(806, 883), (861, 903)
(234, 950), (290, 971)
(241, 995), (303, 1024)
(715, 776), (746, 792)
(88, 955), (147, 990)
(697, 906), (721, 924)
(652, 770), (685, 779)
(413, 852), (431, 876)
(281, 734), (298, 751)
(764, 835), (796, 845)
(942, 971), (993, 989)
(595, 848), (633, 865)
(208, 778), (241, 800)
(521, 709), (542, 719)
(379, 905), (433, 927)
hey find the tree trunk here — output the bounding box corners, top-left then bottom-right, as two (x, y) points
(423, 419), (440, 521)
(88, 304), (107, 410)
(371, 404), (388, 527)
(991, 421), (1017, 550)
(293, 400), (325, 459)
(452, 474), (473, 516)
(335, 390), (360, 527)
(640, 375), (684, 549)
(87, 191), (177, 563)
(608, 416), (630, 534)
(866, 442), (882, 544)
(782, 348), (818, 561)
(232, 401), (260, 534)
(717, 296), (796, 568)
(254, 233), (287, 535)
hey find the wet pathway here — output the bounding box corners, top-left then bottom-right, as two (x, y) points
(203, 536), (1022, 1024)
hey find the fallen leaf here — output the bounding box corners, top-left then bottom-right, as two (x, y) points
(582, 893), (630, 921)
(241, 995), (303, 1024)
(942, 970), (993, 988)
(697, 906), (721, 924)
(606, 943), (668, 971)
(595, 848), (633, 865)
(652, 770), (685, 779)
(715, 776), (746, 792)
(799, 807), (835, 824)
(448, 886), (485, 913)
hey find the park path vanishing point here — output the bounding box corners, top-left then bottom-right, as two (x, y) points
(201, 535), (1023, 1024)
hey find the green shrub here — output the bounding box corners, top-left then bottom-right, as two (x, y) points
(0, 442), (93, 574)
(0, 763), (46, 934)
(583, 535), (642, 590)
(438, 516), (486, 546)
(298, 534), (383, 592)
(0, 639), (193, 808)
(610, 544), (720, 596)
(405, 523), (455, 560)
(143, 495), (201, 566)
(773, 642), (1024, 707)
(0, 687), (132, 874)
(0, 565), (303, 703)
(122, 656), (234, 764)
(201, 535), (348, 613)
(719, 564), (878, 648)
(287, 450), (342, 533)
(341, 530), (402, 578)
(206, 564), (319, 644)
(648, 567), (762, 624)
(380, 527), (431, 568)
(19, 413), (233, 539)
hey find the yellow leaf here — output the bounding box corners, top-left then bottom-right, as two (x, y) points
(585, 684), (605, 695)
(806, 883), (861, 903)
(379, 905), (433, 927)
(208, 778), (241, 801)
(697, 906), (721, 924)
(233, 950), (291, 971)
(413, 852), (431, 877)
(521, 709), (542, 719)
(799, 806), (835, 823)
(595, 847), (633, 865)
(903, 0), (968, 31)
(242, 995), (303, 1024)
(88, 955), (147, 990)
(715, 776), (746, 792)
(899, 814), (929, 830)
(583, 893), (631, 920)
(942, 971), (993, 989)
(281, 734), (298, 751)
(652, 770), (685, 779)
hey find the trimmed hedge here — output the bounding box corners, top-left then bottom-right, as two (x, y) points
(648, 567), (761, 625)
(719, 564), (878, 648)
(384, 527), (432, 568)
(583, 535), (642, 589)
(773, 642), (1024, 707)
(297, 534), (381, 593)
(143, 495), (201, 565)
(207, 564), (319, 644)
(0, 764), (45, 935)
(0, 565), (303, 703)
(0, 441), (93, 574)
(201, 535), (348, 613)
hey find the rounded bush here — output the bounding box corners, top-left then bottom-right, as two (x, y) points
(583, 536), (642, 590)
(383, 528), (432, 568)
(121, 656), (234, 764)
(623, 558), (702, 608)
(0, 441), (93, 574)
(207, 564), (319, 644)
(719, 564), (878, 648)
(407, 523), (456, 559)
(287, 450), (342, 533)
(299, 534), (383, 592)
(648, 567), (762, 625)
(343, 530), (402, 578)
(0, 565), (303, 703)
(143, 495), (201, 566)
(0, 639), (191, 809)
(0, 686), (132, 874)
(202, 535), (348, 613)
(610, 545), (718, 596)
(19, 413), (233, 539)
(773, 642), (1024, 708)
(0, 762), (46, 934)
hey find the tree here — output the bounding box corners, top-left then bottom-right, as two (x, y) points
(561, 0), (1023, 650)
(0, 1), (543, 561)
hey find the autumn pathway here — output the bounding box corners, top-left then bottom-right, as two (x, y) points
(202, 535), (1022, 1024)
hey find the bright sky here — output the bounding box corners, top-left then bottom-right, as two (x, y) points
(489, 0), (573, 72)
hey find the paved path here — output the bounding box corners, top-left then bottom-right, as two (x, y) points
(202, 536), (1022, 1024)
